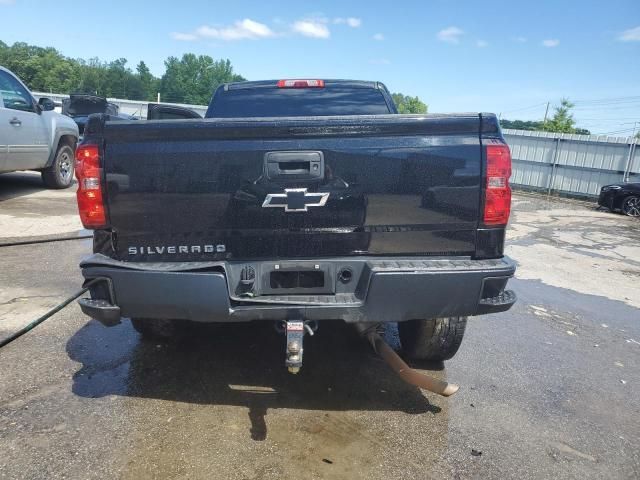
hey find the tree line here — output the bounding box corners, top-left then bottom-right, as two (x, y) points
(0, 40), (245, 105)
(1, 40), (429, 112)
(2, 40), (599, 131)
(501, 99), (591, 135)
(391, 93), (427, 114)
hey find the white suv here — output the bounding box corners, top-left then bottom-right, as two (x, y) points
(0, 66), (79, 188)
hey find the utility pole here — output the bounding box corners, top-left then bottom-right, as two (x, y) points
(542, 102), (550, 129)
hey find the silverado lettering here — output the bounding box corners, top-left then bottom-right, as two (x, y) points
(127, 245), (226, 256)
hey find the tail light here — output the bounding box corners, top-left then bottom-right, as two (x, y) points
(277, 79), (325, 88)
(483, 144), (512, 225)
(75, 144), (107, 228)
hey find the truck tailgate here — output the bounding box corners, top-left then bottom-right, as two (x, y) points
(101, 114), (484, 261)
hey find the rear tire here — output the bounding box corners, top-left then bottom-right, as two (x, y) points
(398, 317), (467, 361)
(131, 318), (180, 340)
(42, 144), (74, 189)
(621, 195), (640, 217)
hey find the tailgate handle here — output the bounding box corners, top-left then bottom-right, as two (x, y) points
(265, 151), (324, 181)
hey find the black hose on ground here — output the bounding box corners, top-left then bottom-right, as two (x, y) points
(0, 278), (101, 350)
(0, 234), (92, 249)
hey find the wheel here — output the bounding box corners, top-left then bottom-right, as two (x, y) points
(621, 195), (640, 217)
(130, 318), (180, 340)
(398, 317), (467, 361)
(42, 143), (75, 189)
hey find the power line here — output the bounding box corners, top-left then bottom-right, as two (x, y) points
(578, 121), (639, 126)
(574, 117), (640, 121)
(573, 105), (640, 111)
(573, 99), (640, 106)
(575, 101), (640, 107)
(499, 96), (639, 135)
(573, 94), (640, 104)
(597, 127), (638, 136)
(500, 102), (548, 115)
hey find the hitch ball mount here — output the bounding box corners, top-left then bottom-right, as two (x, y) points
(280, 320), (317, 374)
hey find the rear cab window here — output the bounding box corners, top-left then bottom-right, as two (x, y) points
(206, 81), (394, 118)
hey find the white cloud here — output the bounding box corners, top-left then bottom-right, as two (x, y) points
(437, 26), (464, 44)
(334, 17), (361, 27)
(369, 58), (391, 65)
(292, 19), (330, 38)
(476, 40), (488, 48)
(373, 33), (385, 41)
(542, 39), (560, 47)
(513, 36), (527, 43)
(171, 18), (275, 42)
(196, 19), (275, 40)
(0, 0), (16, 5)
(618, 26), (640, 42)
(171, 32), (198, 41)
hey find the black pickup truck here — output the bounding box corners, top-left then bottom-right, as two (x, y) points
(75, 79), (516, 372)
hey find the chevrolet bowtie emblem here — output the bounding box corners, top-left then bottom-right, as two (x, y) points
(262, 188), (330, 212)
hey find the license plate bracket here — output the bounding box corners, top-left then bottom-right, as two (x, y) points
(261, 262), (335, 295)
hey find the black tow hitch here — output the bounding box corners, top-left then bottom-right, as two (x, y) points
(276, 320), (317, 374)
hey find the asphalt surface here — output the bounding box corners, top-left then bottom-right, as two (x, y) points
(1, 172), (639, 479)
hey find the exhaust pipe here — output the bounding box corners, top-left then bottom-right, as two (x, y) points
(356, 325), (459, 397)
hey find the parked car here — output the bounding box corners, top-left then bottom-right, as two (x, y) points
(62, 94), (137, 137)
(0, 66), (79, 188)
(598, 182), (640, 217)
(75, 79), (516, 373)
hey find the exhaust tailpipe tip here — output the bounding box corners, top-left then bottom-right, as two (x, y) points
(355, 324), (460, 397)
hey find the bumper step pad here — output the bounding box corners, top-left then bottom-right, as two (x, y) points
(477, 290), (517, 314)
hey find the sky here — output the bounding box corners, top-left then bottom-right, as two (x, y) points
(1, 0), (639, 135)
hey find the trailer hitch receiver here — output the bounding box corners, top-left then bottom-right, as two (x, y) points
(285, 320), (305, 374)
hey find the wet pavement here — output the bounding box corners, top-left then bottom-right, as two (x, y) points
(1, 181), (640, 479)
